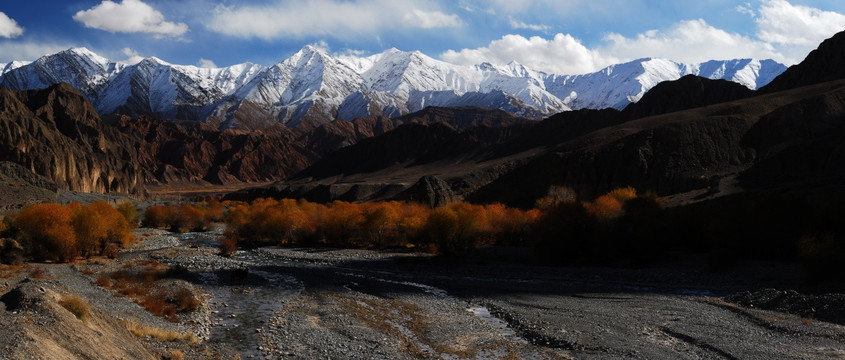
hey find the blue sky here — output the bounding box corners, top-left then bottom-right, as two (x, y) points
(1, 0), (845, 74)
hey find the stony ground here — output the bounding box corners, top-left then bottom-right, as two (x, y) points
(0, 227), (844, 359)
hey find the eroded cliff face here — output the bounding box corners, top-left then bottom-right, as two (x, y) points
(0, 83), (144, 196)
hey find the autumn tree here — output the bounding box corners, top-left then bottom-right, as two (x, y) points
(15, 203), (78, 262)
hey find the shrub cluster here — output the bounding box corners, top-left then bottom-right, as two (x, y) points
(535, 186), (845, 277)
(142, 201), (223, 233)
(0, 201), (135, 263)
(220, 199), (541, 256)
(96, 261), (200, 322)
(532, 187), (666, 266)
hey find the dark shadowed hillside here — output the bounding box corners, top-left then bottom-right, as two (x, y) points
(759, 30), (845, 93)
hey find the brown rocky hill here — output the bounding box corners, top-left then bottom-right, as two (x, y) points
(114, 106), (530, 187)
(0, 83), (144, 196)
(114, 116), (309, 185)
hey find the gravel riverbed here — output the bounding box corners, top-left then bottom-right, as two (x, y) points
(1, 227), (843, 359)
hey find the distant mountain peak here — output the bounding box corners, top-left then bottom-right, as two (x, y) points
(0, 46), (787, 129)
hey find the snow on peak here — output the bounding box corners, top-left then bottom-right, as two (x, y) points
(0, 47), (787, 128)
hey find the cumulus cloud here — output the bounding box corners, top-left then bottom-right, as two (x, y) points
(0, 12), (24, 38)
(441, 33), (615, 75)
(441, 0), (845, 75)
(73, 0), (188, 38)
(206, 0), (460, 40)
(600, 19), (785, 64)
(754, 0), (845, 46)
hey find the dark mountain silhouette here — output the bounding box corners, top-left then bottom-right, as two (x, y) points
(759, 30), (845, 93)
(620, 74), (756, 119)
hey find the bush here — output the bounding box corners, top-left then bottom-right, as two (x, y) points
(73, 201), (134, 258)
(144, 204), (210, 233)
(0, 238), (24, 265)
(14, 203), (78, 262)
(58, 295), (90, 323)
(219, 235), (238, 256)
(142, 205), (168, 228)
(421, 202), (490, 256)
(116, 202), (139, 227)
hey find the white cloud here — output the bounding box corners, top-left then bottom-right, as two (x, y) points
(403, 9), (461, 29)
(509, 17), (550, 32)
(0, 12), (23, 38)
(736, 3), (755, 17)
(119, 47), (144, 65)
(441, 0), (845, 75)
(206, 0), (461, 40)
(600, 19), (786, 64)
(441, 33), (615, 75)
(73, 0), (188, 38)
(441, 20), (786, 75)
(755, 0), (845, 46)
(197, 58), (217, 68)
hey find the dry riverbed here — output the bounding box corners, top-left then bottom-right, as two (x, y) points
(0, 227), (843, 359)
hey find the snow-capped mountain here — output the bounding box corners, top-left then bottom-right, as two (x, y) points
(0, 47), (787, 129)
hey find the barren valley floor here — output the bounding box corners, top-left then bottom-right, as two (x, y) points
(1, 227), (843, 359)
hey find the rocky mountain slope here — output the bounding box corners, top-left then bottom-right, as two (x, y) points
(234, 30), (845, 206)
(0, 83), (144, 196)
(1, 47), (785, 129)
(112, 106), (529, 187)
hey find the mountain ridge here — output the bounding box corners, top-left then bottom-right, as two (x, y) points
(1, 47), (786, 129)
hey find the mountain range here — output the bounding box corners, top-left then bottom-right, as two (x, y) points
(227, 29), (845, 208)
(0, 47), (786, 129)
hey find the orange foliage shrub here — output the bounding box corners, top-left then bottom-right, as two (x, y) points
(585, 194), (624, 220)
(116, 202), (139, 227)
(203, 199), (225, 223)
(73, 201), (134, 258)
(143, 204), (210, 232)
(220, 198), (543, 255)
(8, 202), (137, 263)
(142, 205), (168, 228)
(14, 203), (78, 262)
(360, 202), (402, 247)
(422, 202), (492, 255)
(584, 187), (639, 220)
(608, 186), (637, 203)
(321, 201), (364, 246)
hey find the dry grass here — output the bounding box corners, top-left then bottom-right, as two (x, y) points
(58, 295), (90, 323)
(28, 266), (50, 280)
(164, 349), (184, 360)
(0, 264), (25, 279)
(124, 321), (200, 345)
